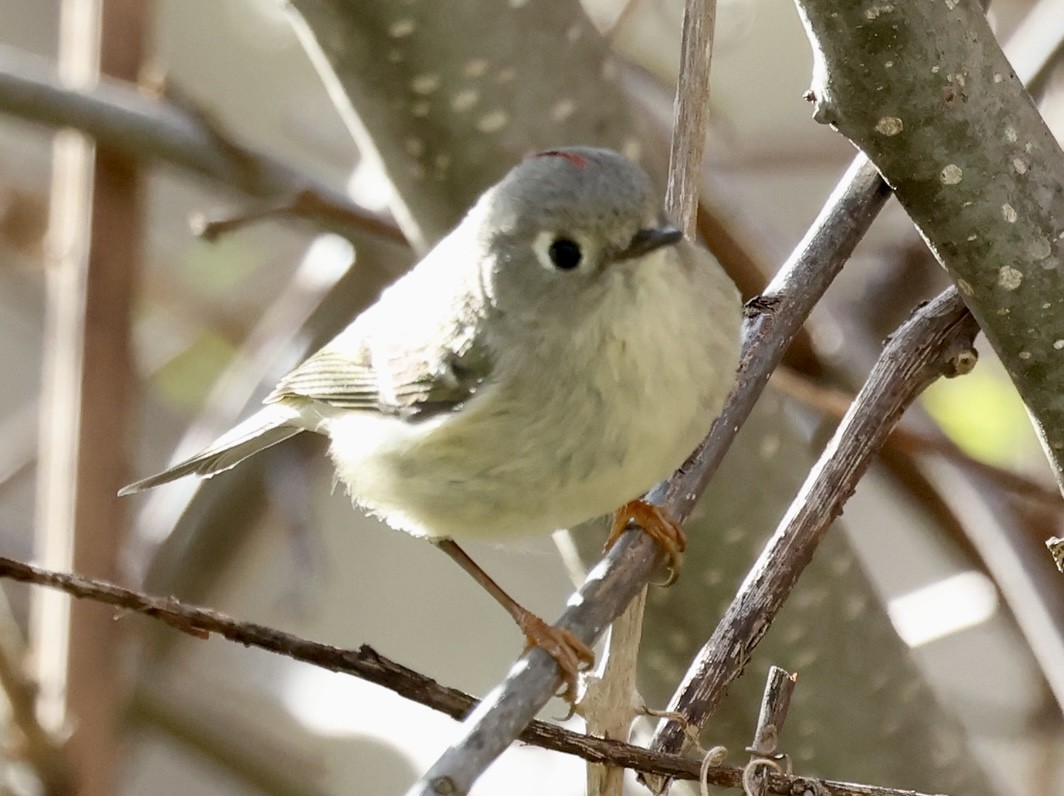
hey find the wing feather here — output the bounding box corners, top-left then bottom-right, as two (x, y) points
(266, 237), (494, 418)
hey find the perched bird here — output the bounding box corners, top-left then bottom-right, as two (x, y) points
(121, 147), (742, 696)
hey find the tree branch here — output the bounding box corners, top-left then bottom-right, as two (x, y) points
(645, 289), (980, 783)
(794, 0), (1064, 488)
(0, 47), (403, 245)
(0, 556), (949, 796)
(664, 0), (716, 235)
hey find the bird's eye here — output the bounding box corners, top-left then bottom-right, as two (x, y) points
(547, 238), (582, 271)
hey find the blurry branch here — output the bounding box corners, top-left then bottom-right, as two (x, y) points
(0, 588), (72, 795)
(0, 556), (947, 796)
(31, 4), (147, 794)
(189, 189), (401, 244)
(0, 47), (404, 245)
(770, 365), (1064, 507)
(1002, 0), (1064, 97)
(646, 290), (980, 781)
(131, 687), (329, 796)
(796, 0), (1064, 488)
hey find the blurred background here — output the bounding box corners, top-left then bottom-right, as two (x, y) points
(0, 0), (1063, 794)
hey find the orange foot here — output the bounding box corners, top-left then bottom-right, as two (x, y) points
(607, 499), (687, 585)
(516, 609), (594, 703)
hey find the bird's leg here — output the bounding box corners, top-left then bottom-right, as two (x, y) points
(433, 538), (593, 701)
(605, 499), (686, 585)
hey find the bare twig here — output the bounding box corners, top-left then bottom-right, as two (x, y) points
(748, 666), (796, 759)
(647, 155), (890, 521)
(741, 667), (798, 796)
(0, 556), (949, 796)
(645, 289), (980, 778)
(191, 189), (405, 245)
(0, 47), (402, 245)
(664, 0), (716, 235)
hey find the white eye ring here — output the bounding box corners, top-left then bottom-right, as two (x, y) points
(533, 230), (585, 272)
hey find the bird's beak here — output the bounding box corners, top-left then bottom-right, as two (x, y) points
(613, 225), (684, 262)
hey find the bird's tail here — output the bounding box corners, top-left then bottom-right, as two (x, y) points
(118, 404), (306, 495)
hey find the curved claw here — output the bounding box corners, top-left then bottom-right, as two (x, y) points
(517, 611), (594, 704)
(606, 499), (687, 584)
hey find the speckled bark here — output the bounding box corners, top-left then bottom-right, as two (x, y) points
(794, 0), (1064, 486)
(284, 0), (644, 251)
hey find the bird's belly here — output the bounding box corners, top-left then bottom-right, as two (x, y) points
(326, 251), (738, 542)
(325, 358), (710, 542)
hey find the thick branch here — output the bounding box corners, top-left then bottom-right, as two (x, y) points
(646, 289), (980, 773)
(0, 557), (947, 796)
(794, 0), (1064, 487)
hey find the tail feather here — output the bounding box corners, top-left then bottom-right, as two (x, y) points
(119, 405), (307, 495)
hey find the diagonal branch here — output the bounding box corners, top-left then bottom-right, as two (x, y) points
(645, 289), (980, 782)
(0, 556), (949, 796)
(404, 156), (893, 796)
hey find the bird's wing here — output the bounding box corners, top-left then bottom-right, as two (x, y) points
(266, 279), (493, 419)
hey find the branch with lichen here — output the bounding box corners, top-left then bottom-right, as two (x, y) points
(794, 0), (1064, 488)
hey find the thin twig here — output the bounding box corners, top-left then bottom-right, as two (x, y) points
(0, 48), (404, 245)
(647, 155), (890, 520)
(0, 556), (949, 796)
(664, 0), (717, 235)
(748, 666), (796, 759)
(741, 667), (798, 796)
(645, 289), (980, 781)
(191, 189), (405, 245)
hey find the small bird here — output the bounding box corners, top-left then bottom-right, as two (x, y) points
(121, 147), (742, 696)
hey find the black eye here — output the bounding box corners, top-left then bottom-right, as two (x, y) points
(547, 238), (582, 271)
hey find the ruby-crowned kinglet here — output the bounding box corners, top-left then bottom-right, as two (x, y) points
(121, 147), (742, 689)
